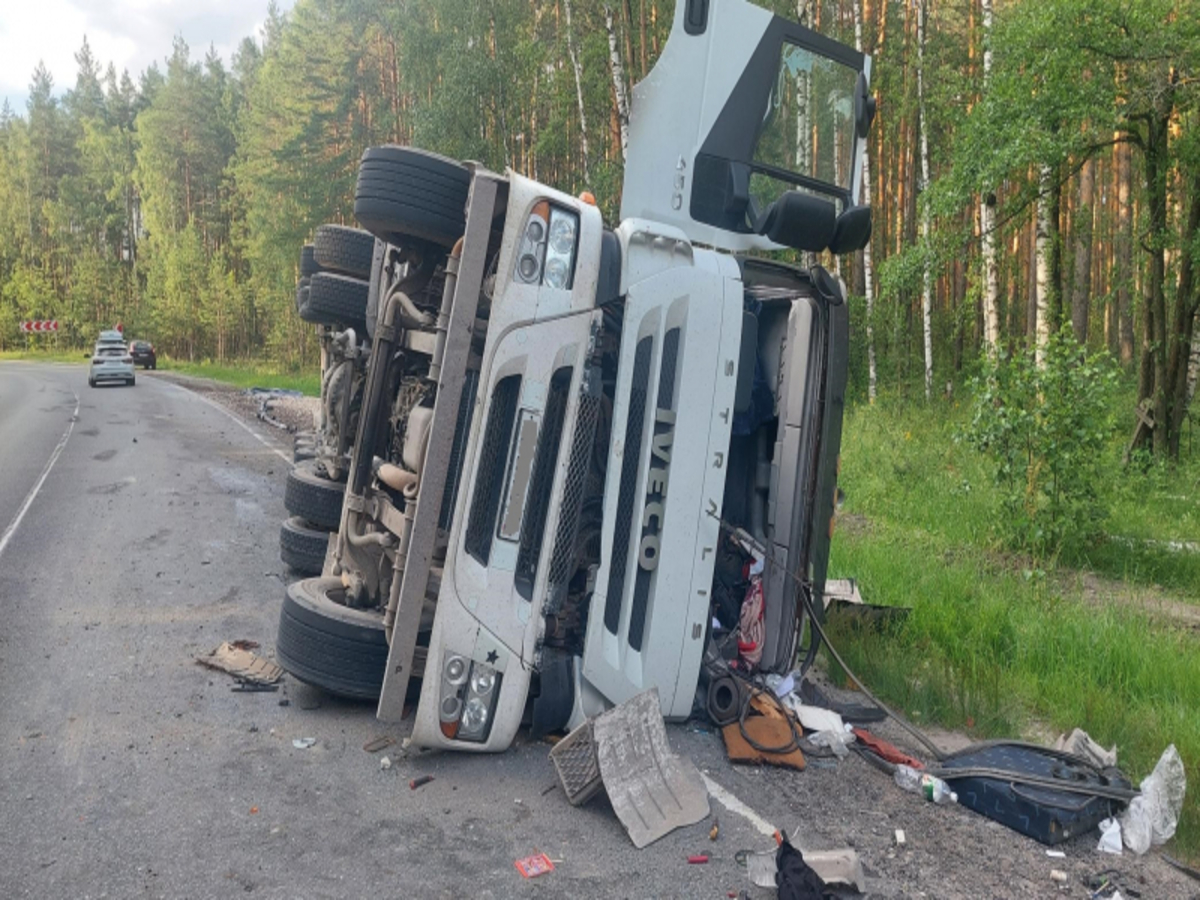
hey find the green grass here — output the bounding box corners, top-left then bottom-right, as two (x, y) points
(826, 394), (1200, 859)
(0, 348), (91, 365)
(157, 358), (320, 397)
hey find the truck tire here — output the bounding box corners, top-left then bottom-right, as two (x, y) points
(295, 283), (310, 316)
(280, 516), (330, 575)
(354, 146), (470, 248)
(284, 461), (346, 530)
(300, 272), (368, 331)
(314, 225), (377, 280)
(300, 243), (320, 278)
(276, 577), (387, 700)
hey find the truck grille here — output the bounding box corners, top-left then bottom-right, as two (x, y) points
(464, 374), (521, 565)
(628, 327), (680, 652)
(546, 367), (602, 598)
(439, 369), (479, 532)
(603, 336), (653, 635)
(514, 367), (572, 598)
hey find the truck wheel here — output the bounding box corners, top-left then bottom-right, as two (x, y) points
(314, 225), (377, 280)
(300, 272), (368, 331)
(300, 243), (320, 278)
(275, 577), (387, 700)
(295, 283), (310, 316)
(280, 516), (330, 575)
(293, 440), (317, 463)
(354, 146), (470, 248)
(284, 461), (346, 530)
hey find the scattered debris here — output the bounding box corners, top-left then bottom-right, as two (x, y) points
(540, 782), (557, 797)
(409, 774), (434, 790)
(709, 817), (720, 841)
(292, 737), (317, 750)
(721, 719), (806, 770)
(1045, 850), (1066, 859)
(362, 735), (395, 753)
(249, 806), (259, 815)
(196, 642), (283, 685)
(824, 577), (910, 631)
(278, 699), (290, 707)
(687, 854), (709, 864)
(1161, 853), (1200, 883)
(230, 639), (260, 651)
(514, 853), (554, 878)
(379, 756), (392, 771)
(549, 719), (603, 807)
(1120, 744), (1186, 855)
(1050, 869), (1068, 883)
(1097, 818), (1123, 855)
(592, 688), (710, 849)
(894, 830), (906, 846)
(1055, 727), (1119, 769)
(808, 728), (855, 759)
(231, 681), (278, 693)
(852, 727), (924, 768)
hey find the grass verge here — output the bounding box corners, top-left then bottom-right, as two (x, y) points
(154, 358), (319, 397)
(826, 395), (1199, 859)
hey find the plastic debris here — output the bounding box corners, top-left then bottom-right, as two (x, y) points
(1054, 727), (1118, 769)
(688, 854), (709, 864)
(894, 764), (957, 804)
(1096, 818), (1123, 855)
(1050, 869), (1067, 883)
(409, 774), (435, 790)
(1120, 744), (1186, 854)
(196, 642), (283, 684)
(1045, 850), (1065, 858)
(808, 729), (855, 759)
(894, 830), (906, 846)
(362, 735), (395, 753)
(379, 756), (392, 771)
(514, 853), (554, 878)
(292, 737), (316, 749)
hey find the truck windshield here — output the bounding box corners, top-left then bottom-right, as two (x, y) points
(753, 40), (858, 202)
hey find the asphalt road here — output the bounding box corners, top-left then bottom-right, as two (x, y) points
(2, 362), (1194, 900)
(0, 361), (783, 900)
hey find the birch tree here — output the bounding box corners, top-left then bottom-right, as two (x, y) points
(853, 0), (877, 401)
(979, 0), (1001, 355)
(916, 0), (933, 399)
(563, 0), (591, 182)
(604, 5), (630, 162)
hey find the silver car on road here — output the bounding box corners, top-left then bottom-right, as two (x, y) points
(88, 340), (136, 387)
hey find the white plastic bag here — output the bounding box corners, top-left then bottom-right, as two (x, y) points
(1120, 744), (1186, 855)
(809, 729), (855, 759)
(1096, 817), (1123, 855)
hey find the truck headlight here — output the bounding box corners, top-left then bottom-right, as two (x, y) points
(514, 202), (578, 290)
(438, 656), (501, 743)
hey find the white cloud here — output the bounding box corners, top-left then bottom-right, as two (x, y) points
(0, 0), (295, 111)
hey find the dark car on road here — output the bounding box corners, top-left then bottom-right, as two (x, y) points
(128, 340), (157, 369)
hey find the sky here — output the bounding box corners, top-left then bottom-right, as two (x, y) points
(0, 0), (296, 113)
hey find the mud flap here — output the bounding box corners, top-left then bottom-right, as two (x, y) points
(530, 648), (575, 739)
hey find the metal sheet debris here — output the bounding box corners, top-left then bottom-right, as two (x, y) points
(196, 642), (283, 684)
(594, 688), (711, 849)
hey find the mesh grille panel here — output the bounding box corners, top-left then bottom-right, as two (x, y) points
(546, 375), (602, 593)
(514, 367), (572, 598)
(629, 327), (680, 652)
(464, 374), (521, 565)
(603, 336), (653, 634)
(439, 369), (479, 532)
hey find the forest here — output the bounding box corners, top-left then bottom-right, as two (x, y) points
(0, 0), (1197, 459)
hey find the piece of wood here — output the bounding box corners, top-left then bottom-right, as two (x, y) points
(721, 719), (806, 771)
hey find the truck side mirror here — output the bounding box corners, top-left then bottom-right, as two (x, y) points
(855, 72), (876, 139)
(754, 191), (836, 252)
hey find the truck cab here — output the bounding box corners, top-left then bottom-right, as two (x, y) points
(274, 0), (873, 752)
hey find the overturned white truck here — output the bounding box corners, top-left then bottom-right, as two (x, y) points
(275, 0), (874, 751)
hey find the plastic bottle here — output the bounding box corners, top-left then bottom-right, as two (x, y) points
(893, 765), (957, 804)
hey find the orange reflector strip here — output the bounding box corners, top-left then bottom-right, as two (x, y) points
(578, 191), (597, 206)
(440, 720), (459, 740)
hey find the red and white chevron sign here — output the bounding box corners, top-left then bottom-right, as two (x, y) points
(19, 320), (59, 333)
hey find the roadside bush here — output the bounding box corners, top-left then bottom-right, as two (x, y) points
(961, 330), (1118, 557)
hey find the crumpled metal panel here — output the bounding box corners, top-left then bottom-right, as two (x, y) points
(594, 688), (710, 848)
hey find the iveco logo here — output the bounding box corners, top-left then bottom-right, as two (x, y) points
(638, 408), (675, 571)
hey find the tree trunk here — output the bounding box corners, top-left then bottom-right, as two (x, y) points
(604, 5), (631, 162)
(1035, 165), (1052, 366)
(979, 0), (1001, 356)
(1071, 157), (1093, 344)
(1165, 165), (1200, 458)
(1141, 108), (1170, 455)
(853, 0), (877, 401)
(563, 0), (591, 183)
(917, 0), (933, 399)
(1116, 140), (1134, 365)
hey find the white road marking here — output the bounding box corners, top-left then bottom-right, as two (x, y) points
(701, 772), (778, 839)
(157, 377), (293, 466)
(0, 391), (80, 561)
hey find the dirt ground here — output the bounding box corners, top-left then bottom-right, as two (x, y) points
(143, 371), (1198, 899)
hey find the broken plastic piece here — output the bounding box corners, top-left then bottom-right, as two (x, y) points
(1097, 818), (1123, 855)
(292, 737), (317, 749)
(196, 642), (283, 684)
(594, 688), (710, 849)
(1120, 744), (1186, 855)
(409, 774), (435, 790)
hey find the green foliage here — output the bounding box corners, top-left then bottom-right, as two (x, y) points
(962, 331), (1119, 555)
